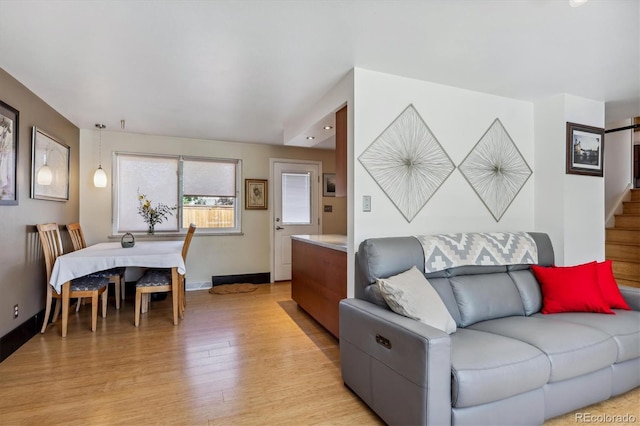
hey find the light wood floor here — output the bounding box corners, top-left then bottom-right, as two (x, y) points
(0, 282), (637, 425)
(0, 282), (381, 425)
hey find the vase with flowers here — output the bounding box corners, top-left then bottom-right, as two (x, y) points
(137, 191), (177, 234)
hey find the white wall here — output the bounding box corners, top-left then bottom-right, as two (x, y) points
(563, 95), (605, 265)
(534, 94), (605, 265)
(79, 130), (336, 287)
(350, 68), (537, 297)
(352, 68), (535, 256)
(604, 118), (633, 226)
(533, 95), (567, 264)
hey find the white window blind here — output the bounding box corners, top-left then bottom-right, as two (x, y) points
(116, 154), (179, 233)
(282, 172), (311, 225)
(183, 159), (235, 197)
(114, 153), (241, 234)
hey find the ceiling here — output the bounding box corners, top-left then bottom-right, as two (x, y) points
(0, 0), (638, 147)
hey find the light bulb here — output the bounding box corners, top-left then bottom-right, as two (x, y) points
(93, 166), (107, 187)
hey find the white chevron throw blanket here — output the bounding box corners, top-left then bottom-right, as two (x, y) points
(415, 232), (538, 273)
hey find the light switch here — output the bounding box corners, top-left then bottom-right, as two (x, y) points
(363, 195), (371, 212)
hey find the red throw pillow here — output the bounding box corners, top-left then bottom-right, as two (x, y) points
(531, 262), (614, 314)
(596, 260), (631, 310)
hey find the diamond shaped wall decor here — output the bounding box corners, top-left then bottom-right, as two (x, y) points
(458, 118), (532, 222)
(358, 105), (455, 222)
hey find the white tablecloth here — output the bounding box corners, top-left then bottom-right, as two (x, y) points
(49, 241), (186, 293)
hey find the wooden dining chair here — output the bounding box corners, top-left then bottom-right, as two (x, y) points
(66, 223), (126, 309)
(37, 223), (109, 334)
(134, 224), (196, 326)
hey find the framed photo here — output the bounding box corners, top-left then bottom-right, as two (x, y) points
(31, 127), (70, 201)
(245, 178), (268, 210)
(0, 100), (19, 205)
(323, 173), (336, 197)
(566, 122), (604, 177)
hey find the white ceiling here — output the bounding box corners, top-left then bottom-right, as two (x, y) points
(0, 0), (638, 146)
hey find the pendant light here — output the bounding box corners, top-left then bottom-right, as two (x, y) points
(36, 152), (53, 185)
(93, 123), (107, 188)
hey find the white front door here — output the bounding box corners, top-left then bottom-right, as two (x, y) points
(272, 160), (321, 281)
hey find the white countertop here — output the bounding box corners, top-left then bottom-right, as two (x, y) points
(291, 234), (347, 252)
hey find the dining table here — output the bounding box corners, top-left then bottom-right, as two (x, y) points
(49, 240), (186, 337)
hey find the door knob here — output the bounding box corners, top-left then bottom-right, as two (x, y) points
(276, 226), (285, 230)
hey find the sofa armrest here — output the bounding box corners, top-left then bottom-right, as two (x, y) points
(619, 285), (640, 311)
(339, 298), (451, 426)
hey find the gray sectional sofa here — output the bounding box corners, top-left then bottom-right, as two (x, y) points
(339, 232), (640, 425)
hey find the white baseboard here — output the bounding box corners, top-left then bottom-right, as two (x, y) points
(185, 281), (211, 291)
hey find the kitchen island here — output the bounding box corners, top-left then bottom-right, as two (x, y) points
(290, 234), (346, 338)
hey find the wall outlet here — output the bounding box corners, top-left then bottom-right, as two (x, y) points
(13, 304), (18, 319)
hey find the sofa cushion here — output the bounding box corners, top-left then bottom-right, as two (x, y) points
(597, 260), (631, 310)
(376, 266), (457, 334)
(427, 277), (463, 326)
(469, 316), (618, 382)
(531, 262), (614, 314)
(450, 273), (525, 327)
(450, 328), (550, 408)
(533, 310), (640, 363)
(509, 269), (542, 315)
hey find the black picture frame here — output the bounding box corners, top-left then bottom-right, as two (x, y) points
(566, 122), (604, 177)
(323, 173), (336, 197)
(0, 100), (19, 206)
(31, 127), (70, 201)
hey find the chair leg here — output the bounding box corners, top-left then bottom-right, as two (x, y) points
(114, 277), (120, 310)
(134, 289), (142, 327)
(41, 293), (53, 333)
(121, 280), (126, 301)
(101, 288), (108, 318)
(76, 297), (82, 313)
(179, 276), (185, 319)
(91, 293), (99, 332)
(52, 299), (62, 324)
(141, 293), (149, 313)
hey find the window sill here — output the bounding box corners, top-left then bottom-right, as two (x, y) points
(108, 231), (243, 240)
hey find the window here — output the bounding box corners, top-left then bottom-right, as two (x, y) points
(281, 172), (311, 225)
(114, 153), (241, 234)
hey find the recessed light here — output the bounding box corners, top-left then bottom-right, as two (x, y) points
(306, 136), (315, 140)
(323, 125), (333, 130)
(569, 0), (588, 7)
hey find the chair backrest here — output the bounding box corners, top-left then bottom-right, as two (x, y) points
(66, 222), (87, 251)
(36, 223), (64, 283)
(182, 224), (196, 262)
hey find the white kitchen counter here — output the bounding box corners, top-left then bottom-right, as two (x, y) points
(290, 234), (347, 252)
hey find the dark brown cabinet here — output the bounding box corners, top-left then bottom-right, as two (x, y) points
(291, 238), (346, 338)
(335, 105), (347, 197)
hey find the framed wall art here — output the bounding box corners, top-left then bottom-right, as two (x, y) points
(0, 100), (19, 205)
(566, 122), (604, 177)
(245, 178), (268, 210)
(323, 173), (336, 197)
(31, 127), (70, 201)
(459, 118), (532, 222)
(358, 104), (455, 222)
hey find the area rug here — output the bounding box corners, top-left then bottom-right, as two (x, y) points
(209, 283), (258, 295)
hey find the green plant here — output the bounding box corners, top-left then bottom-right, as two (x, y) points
(137, 192), (176, 232)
